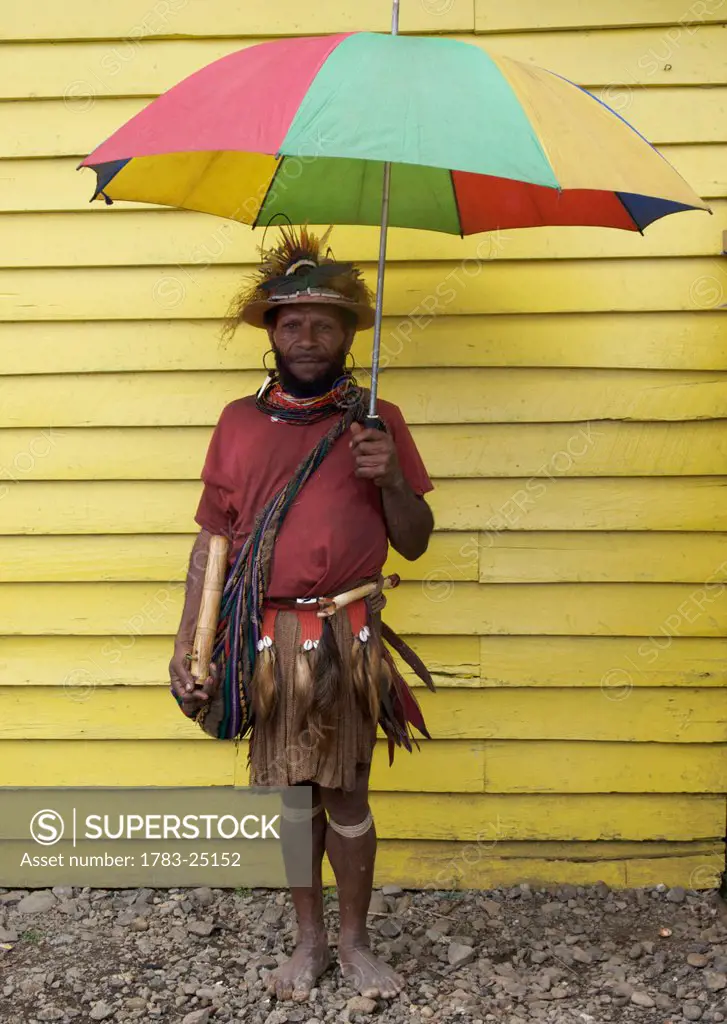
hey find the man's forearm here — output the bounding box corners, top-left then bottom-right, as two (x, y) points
(381, 477), (434, 561)
(175, 529), (211, 646)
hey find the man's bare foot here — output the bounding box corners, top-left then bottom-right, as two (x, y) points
(266, 940), (331, 1001)
(339, 944), (405, 999)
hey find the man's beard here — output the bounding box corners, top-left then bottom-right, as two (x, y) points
(273, 348), (347, 398)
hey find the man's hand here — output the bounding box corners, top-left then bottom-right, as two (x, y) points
(169, 639), (220, 717)
(349, 421), (404, 489)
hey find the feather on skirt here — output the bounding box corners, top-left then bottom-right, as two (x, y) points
(248, 600), (379, 791)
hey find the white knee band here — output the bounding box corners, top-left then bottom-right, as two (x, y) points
(282, 802), (324, 823)
(328, 811), (374, 838)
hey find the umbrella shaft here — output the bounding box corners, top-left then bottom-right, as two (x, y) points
(368, 160), (392, 420)
(367, 0), (399, 421)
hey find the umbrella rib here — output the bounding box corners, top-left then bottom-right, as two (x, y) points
(252, 156), (285, 230)
(449, 169), (464, 239)
(615, 191), (645, 237)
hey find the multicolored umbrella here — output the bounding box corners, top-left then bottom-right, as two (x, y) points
(79, 1), (709, 419)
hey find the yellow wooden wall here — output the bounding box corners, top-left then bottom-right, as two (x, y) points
(1, 0), (726, 888)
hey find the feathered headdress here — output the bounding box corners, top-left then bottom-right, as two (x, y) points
(224, 225), (375, 336)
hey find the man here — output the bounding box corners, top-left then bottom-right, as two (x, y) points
(169, 226), (434, 1001)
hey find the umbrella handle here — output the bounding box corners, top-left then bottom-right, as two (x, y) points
(364, 415), (387, 432)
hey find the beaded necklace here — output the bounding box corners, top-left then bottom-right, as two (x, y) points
(256, 372), (363, 425)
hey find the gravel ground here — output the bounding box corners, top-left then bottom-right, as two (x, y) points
(1, 882), (727, 1023)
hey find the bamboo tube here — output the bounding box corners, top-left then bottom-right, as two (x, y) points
(190, 534), (230, 682)
(317, 573), (400, 618)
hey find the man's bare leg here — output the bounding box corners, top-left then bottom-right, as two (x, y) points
(268, 783), (331, 1001)
(321, 765), (404, 999)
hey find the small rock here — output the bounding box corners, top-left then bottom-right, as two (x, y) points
(687, 952), (710, 968)
(666, 886), (686, 903)
(631, 991), (655, 1008)
(572, 948), (592, 964)
(16, 891), (57, 915)
(192, 887), (215, 907)
(37, 1009), (64, 1022)
(481, 899), (502, 917)
(379, 918), (402, 938)
(346, 996), (377, 1014)
(705, 971), (727, 991)
(0, 927), (18, 942)
(89, 1003), (115, 1021)
(126, 998), (147, 1010)
(187, 920), (215, 937)
(368, 892), (388, 915)
(420, 1010), (434, 1020)
(262, 905), (285, 926)
(264, 1011), (288, 1024)
(683, 1003), (704, 1021)
(130, 917), (148, 931)
(183, 1011), (211, 1024)
(382, 885), (402, 896)
(0, 891), (27, 905)
(628, 942), (643, 959)
(51, 886), (74, 899)
(448, 942), (475, 968)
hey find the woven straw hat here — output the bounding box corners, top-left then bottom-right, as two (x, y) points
(238, 225), (375, 331)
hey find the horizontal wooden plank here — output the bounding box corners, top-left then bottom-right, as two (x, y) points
(22, 739), (727, 797)
(3, 736), (726, 794)
(1, 423), (725, 482)
(483, 740), (727, 793)
(476, 0), (727, 32)
(2, 313), (725, 374)
(0, 739), (485, 792)
(0, 532), (479, 583)
(5, 148), (723, 216)
(1, 580), (726, 637)
(6, 685), (727, 742)
(440, 478), (727, 532)
(2, 0), (475, 39)
(0, 635), (480, 689)
(3, 260), (727, 322)
(372, 792), (725, 841)
(4, 87), (725, 159)
(5, 633), (726, 691)
(9, 790), (716, 843)
(370, 840), (724, 889)
(0, 478), (724, 533)
(481, 531), (727, 582)
(3, 203), (725, 269)
(480, 636), (727, 687)
(3, 373), (726, 429)
(4, 27), (727, 100)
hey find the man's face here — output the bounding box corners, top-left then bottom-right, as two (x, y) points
(268, 303), (354, 389)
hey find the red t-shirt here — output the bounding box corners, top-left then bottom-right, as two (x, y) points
(194, 396), (434, 599)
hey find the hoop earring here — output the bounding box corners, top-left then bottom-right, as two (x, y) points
(345, 351), (356, 372)
(263, 349), (276, 372)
